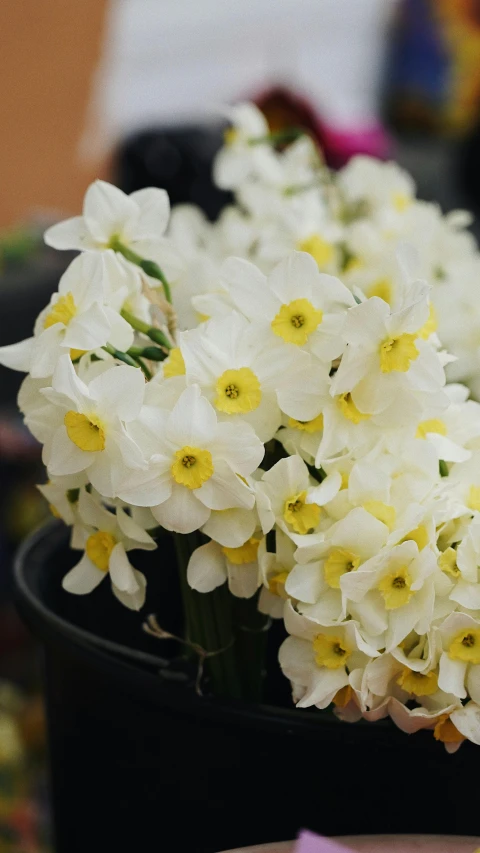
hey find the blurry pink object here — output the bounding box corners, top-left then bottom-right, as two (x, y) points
(321, 123), (391, 167)
(220, 835), (480, 853)
(296, 831), (354, 853)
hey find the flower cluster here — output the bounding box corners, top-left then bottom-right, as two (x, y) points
(4, 102), (480, 749)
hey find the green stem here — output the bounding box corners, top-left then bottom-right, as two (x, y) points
(233, 594), (269, 701)
(121, 308), (172, 350)
(111, 238), (172, 303)
(248, 127), (305, 146)
(439, 459), (449, 478)
(102, 344), (140, 369)
(128, 345), (168, 362)
(173, 532), (242, 698)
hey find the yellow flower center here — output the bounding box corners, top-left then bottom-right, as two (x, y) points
(416, 419), (447, 440)
(215, 367), (262, 414)
(418, 304), (437, 340)
(283, 491), (321, 534)
(288, 413), (324, 433)
(377, 566), (412, 609)
(298, 234), (335, 269)
(434, 714), (466, 745)
(324, 548), (360, 589)
(401, 525), (429, 551)
(221, 537), (261, 565)
(224, 127), (239, 146)
(163, 347), (186, 378)
(397, 667), (438, 696)
(392, 191), (411, 212)
(271, 298), (323, 346)
(439, 547), (460, 578)
(70, 348), (87, 362)
(363, 500), (396, 530)
(64, 411), (106, 452)
(380, 333), (419, 373)
(367, 278), (393, 305)
(171, 446), (214, 489)
(86, 531), (116, 572)
(467, 485), (480, 512)
(448, 628), (480, 664)
(333, 685), (353, 708)
(44, 292), (77, 329)
(313, 633), (351, 669)
(337, 392), (371, 424)
(268, 570), (290, 599)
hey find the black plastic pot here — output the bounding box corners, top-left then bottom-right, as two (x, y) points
(15, 523), (480, 853)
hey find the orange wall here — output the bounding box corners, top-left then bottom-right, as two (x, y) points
(0, 0), (110, 227)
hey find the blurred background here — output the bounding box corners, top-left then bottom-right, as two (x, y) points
(2, 0), (480, 848)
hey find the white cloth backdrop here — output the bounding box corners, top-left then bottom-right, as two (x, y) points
(81, 0), (398, 160)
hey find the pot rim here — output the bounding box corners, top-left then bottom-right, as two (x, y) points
(12, 521), (459, 749)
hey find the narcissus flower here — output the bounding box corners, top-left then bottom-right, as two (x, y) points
(0, 252), (134, 378)
(117, 385), (264, 534)
(187, 536), (263, 598)
(62, 489), (156, 610)
(40, 356), (146, 497)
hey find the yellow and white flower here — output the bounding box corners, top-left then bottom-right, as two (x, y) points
(117, 384), (264, 534)
(62, 489), (155, 610)
(279, 601), (379, 709)
(40, 355), (146, 497)
(0, 252), (135, 378)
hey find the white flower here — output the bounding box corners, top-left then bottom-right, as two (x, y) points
(0, 252), (134, 378)
(179, 311), (310, 442)
(256, 455), (340, 539)
(279, 601), (379, 709)
(62, 490), (155, 610)
(340, 540), (438, 651)
(44, 180), (181, 279)
(40, 355), (146, 497)
(338, 156), (416, 225)
(187, 535), (263, 598)
(286, 507), (389, 623)
(117, 385), (264, 534)
(331, 290), (446, 415)
(219, 251), (355, 363)
(438, 612), (480, 701)
(213, 103), (281, 190)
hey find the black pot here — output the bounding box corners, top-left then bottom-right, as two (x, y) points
(15, 522), (480, 853)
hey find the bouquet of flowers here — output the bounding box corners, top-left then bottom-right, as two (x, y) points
(4, 103), (480, 751)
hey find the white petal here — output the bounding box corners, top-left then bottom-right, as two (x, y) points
(213, 420), (265, 476)
(62, 554), (104, 594)
(227, 562), (260, 598)
(116, 507), (156, 547)
(187, 541), (226, 592)
(83, 180), (137, 244)
(89, 365), (145, 422)
(438, 651), (467, 699)
(166, 385), (217, 447)
(130, 187), (170, 238)
(153, 483), (210, 533)
(44, 216), (91, 250)
(451, 701), (480, 745)
(46, 425), (92, 476)
(109, 543), (139, 593)
(0, 338), (34, 372)
(63, 303), (111, 351)
(202, 507), (256, 547)
(196, 460), (254, 510)
(112, 569), (146, 611)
